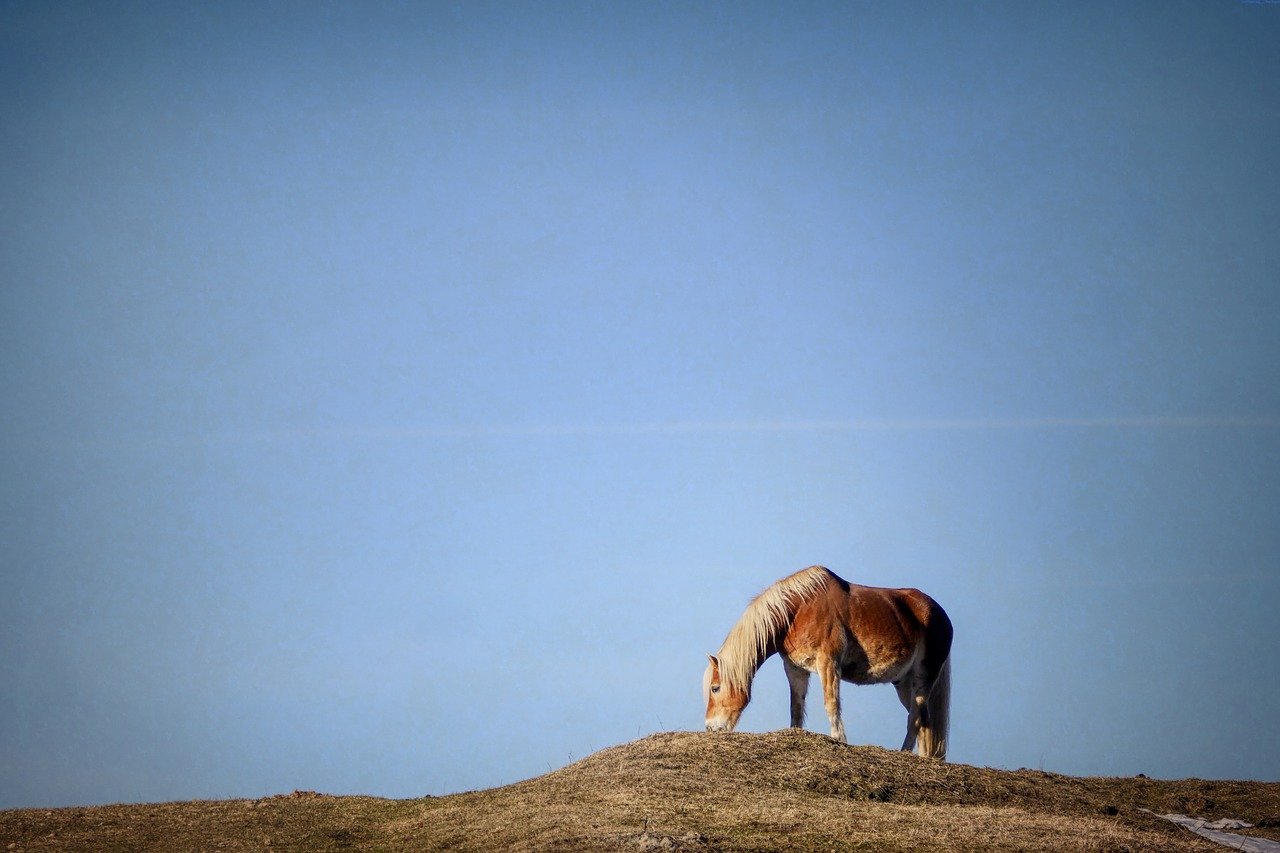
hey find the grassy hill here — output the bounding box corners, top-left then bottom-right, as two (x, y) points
(3, 730), (1278, 851)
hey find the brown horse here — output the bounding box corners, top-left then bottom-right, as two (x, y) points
(703, 565), (952, 759)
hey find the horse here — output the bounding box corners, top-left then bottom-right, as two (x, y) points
(702, 565), (952, 760)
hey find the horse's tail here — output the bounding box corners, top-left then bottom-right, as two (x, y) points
(919, 656), (950, 760)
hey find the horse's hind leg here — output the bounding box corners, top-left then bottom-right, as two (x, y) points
(895, 678), (923, 754)
(782, 656), (809, 728)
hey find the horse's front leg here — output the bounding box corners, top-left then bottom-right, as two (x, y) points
(782, 656), (810, 728)
(817, 655), (845, 743)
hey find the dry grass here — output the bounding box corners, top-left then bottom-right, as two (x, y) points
(3, 730), (1278, 851)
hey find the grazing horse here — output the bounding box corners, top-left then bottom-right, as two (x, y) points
(703, 565), (952, 760)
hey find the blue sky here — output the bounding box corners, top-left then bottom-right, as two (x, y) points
(2, 1), (1278, 808)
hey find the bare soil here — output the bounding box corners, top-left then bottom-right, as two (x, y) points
(3, 730), (1278, 851)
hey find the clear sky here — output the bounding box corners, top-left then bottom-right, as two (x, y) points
(2, 1), (1278, 809)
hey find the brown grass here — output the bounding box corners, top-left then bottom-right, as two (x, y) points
(3, 730), (1278, 851)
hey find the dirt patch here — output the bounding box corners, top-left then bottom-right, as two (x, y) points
(3, 730), (1277, 851)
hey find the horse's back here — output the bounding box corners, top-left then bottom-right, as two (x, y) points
(786, 580), (950, 685)
(845, 583), (944, 637)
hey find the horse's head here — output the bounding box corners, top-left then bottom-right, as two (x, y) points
(703, 654), (748, 732)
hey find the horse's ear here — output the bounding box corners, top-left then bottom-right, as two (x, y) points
(707, 654), (720, 671)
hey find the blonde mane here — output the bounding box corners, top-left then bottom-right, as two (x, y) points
(715, 565), (835, 694)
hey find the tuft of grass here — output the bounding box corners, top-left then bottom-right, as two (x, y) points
(3, 730), (1277, 851)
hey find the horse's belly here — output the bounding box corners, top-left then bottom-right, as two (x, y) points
(840, 662), (896, 685)
(840, 663), (878, 685)
(840, 648), (916, 685)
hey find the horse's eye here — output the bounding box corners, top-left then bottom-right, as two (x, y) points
(711, 685), (721, 694)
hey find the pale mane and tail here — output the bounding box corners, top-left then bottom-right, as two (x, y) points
(919, 657), (950, 759)
(713, 566), (833, 695)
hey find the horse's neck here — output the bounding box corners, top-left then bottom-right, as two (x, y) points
(721, 566), (833, 691)
(721, 636), (774, 675)
(719, 612), (789, 693)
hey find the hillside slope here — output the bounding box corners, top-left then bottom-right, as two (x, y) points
(3, 730), (1278, 851)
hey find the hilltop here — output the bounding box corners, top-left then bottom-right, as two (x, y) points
(3, 730), (1278, 851)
